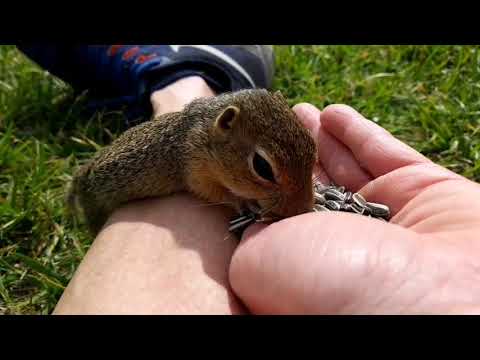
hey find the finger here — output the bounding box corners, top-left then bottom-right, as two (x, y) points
(293, 103), (372, 191)
(360, 162), (467, 222)
(315, 121), (373, 191)
(230, 213), (421, 314)
(321, 105), (431, 178)
(293, 103), (330, 185)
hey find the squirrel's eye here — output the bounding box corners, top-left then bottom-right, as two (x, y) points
(251, 152), (276, 183)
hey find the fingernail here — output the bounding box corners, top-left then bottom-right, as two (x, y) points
(293, 103), (321, 120)
(292, 103), (321, 138)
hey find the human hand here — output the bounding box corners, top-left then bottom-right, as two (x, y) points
(229, 103), (480, 314)
(150, 76), (216, 117)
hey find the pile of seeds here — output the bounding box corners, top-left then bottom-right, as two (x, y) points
(312, 183), (390, 220)
(228, 183), (391, 235)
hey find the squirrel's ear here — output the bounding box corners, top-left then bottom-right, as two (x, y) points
(214, 105), (240, 132)
(273, 90), (289, 104)
(274, 90), (284, 100)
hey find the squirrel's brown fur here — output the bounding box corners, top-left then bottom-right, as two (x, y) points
(67, 89), (317, 235)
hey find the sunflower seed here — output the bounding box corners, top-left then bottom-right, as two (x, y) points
(325, 200), (342, 211)
(352, 193), (367, 208)
(229, 213), (255, 225)
(365, 202), (390, 218)
(324, 189), (345, 201)
(340, 203), (354, 212)
(314, 193), (327, 204)
(344, 191), (353, 203)
(229, 216), (256, 232)
(229, 182), (391, 235)
(351, 203), (365, 214)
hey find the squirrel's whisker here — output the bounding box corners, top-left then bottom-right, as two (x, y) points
(190, 201), (234, 209)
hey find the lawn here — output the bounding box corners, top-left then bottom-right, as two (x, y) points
(0, 45), (479, 314)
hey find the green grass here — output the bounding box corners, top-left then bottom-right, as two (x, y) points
(1, 45), (479, 314)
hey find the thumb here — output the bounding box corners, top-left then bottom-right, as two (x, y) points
(229, 212), (419, 314)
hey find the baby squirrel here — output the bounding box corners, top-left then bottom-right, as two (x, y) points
(67, 89), (317, 235)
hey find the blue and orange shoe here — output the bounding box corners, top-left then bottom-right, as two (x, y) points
(19, 44), (275, 127)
